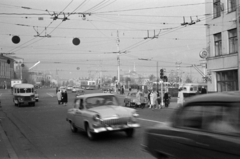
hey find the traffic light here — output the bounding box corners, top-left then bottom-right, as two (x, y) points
(160, 69), (164, 79)
(163, 76), (168, 82)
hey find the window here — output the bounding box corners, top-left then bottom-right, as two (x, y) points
(213, 0), (221, 18)
(204, 105), (240, 135)
(216, 70), (238, 92)
(229, 29), (238, 54)
(178, 106), (203, 129)
(228, 0), (236, 12)
(214, 33), (222, 56)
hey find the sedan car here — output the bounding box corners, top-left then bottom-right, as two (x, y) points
(66, 93), (140, 140)
(102, 86), (114, 93)
(143, 91), (240, 159)
(72, 86), (81, 93)
(124, 91), (147, 108)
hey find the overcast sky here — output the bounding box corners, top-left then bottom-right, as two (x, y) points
(0, 0), (208, 81)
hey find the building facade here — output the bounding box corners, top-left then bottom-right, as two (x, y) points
(0, 54), (15, 88)
(205, 0), (239, 92)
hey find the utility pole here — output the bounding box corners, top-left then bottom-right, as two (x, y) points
(156, 61), (159, 91)
(117, 30), (120, 85)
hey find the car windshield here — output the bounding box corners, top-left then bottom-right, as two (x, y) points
(85, 95), (120, 109)
(19, 88), (33, 93)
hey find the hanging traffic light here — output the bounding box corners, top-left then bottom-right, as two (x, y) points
(160, 69), (164, 79)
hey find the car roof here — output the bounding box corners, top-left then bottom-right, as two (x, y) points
(184, 91), (240, 104)
(13, 83), (34, 88)
(76, 93), (114, 98)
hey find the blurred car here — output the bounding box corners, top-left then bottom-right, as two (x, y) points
(124, 91), (147, 108)
(34, 90), (39, 102)
(67, 86), (73, 91)
(75, 89), (85, 97)
(72, 86), (81, 93)
(66, 93), (140, 140)
(102, 86), (114, 93)
(143, 92), (240, 159)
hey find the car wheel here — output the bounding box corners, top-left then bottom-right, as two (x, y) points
(125, 128), (134, 137)
(32, 103), (35, 106)
(70, 122), (78, 133)
(86, 125), (96, 140)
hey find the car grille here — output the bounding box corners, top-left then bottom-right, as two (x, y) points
(24, 96), (32, 100)
(101, 117), (129, 126)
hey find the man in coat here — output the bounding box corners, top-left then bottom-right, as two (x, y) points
(61, 89), (68, 106)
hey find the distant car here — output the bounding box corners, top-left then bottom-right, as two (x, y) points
(143, 92), (240, 159)
(34, 90), (39, 102)
(102, 86), (113, 93)
(67, 86), (73, 91)
(66, 93), (140, 140)
(75, 89), (85, 97)
(72, 86), (81, 93)
(124, 92), (147, 107)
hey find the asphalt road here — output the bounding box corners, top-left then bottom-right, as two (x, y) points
(0, 88), (176, 159)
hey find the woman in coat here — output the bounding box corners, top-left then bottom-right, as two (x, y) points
(57, 90), (62, 105)
(61, 90), (68, 106)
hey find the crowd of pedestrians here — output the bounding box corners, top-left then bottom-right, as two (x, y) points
(56, 88), (68, 106)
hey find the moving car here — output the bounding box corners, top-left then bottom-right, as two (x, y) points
(102, 86), (114, 93)
(12, 83), (36, 106)
(67, 85), (73, 91)
(66, 93), (140, 140)
(143, 91), (240, 159)
(72, 86), (81, 93)
(124, 91), (147, 107)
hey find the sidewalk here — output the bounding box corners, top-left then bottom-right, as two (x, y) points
(0, 89), (18, 159)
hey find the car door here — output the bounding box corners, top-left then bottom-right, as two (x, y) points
(175, 103), (240, 159)
(74, 98), (84, 129)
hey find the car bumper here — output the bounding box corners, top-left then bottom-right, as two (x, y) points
(92, 123), (140, 133)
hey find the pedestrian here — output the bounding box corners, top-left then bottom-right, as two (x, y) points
(163, 91), (169, 107)
(61, 89), (68, 106)
(201, 86), (207, 94)
(156, 90), (161, 109)
(57, 90), (62, 105)
(121, 86), (124, 94)
(129, 87), (132, 92)
(147, 90), (151, 108)
(177, 88), (185, 107)
(149, 90), (157, 109)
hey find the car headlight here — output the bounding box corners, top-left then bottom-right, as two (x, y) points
(18, 97), (23, 101)
(93, 114), (101, 121)
(132, 112), (139, 117)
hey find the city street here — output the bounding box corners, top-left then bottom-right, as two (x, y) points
(0, 88), (177, 159)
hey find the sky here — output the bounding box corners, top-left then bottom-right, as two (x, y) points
(0, 0), (208, 82)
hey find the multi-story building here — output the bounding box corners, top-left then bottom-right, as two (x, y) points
(205, 0), (239, 92)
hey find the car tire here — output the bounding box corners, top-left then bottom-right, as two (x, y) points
(32, 103), (35, 106)
(70, 122), (78, 133)
(125, 128), (134, 137)
(86, 125), (96, 140)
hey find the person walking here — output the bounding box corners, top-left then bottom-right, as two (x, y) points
(57, 90), (62, 105)
(177, 88), (185, 107)
(149, 90), (157, 109)
(61, 89), (68, 106)
(147, 90), (151, 108)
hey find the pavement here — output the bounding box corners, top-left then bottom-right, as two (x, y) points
(0, 88), (179, 159)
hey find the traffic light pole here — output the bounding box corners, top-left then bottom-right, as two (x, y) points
(161, 80), (164, 107)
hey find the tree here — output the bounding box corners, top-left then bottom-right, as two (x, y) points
(149, 74), (155, 82)
(184, 74), (193, 83)
(112, 76), (117, 83)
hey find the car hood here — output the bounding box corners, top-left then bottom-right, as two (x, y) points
(89, 106), (134, 118)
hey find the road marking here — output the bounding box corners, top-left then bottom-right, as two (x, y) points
(138, 118), (165, 124)
(46, 93), (55, 97)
